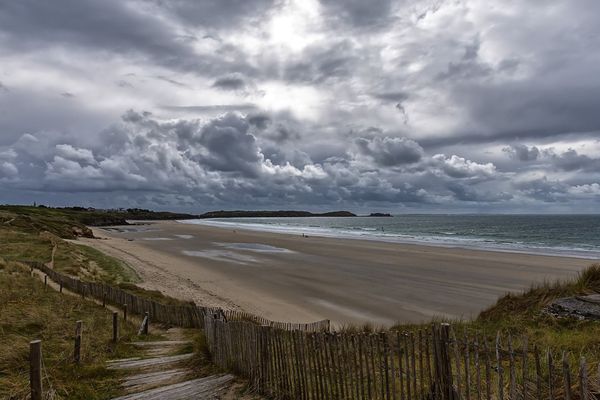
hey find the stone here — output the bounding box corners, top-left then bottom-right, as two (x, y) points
(545, 294), (600, 320)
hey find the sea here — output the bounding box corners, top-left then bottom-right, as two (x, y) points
(181, 215), (600, 259)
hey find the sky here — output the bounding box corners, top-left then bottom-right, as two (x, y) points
(1, 0), (599, 213)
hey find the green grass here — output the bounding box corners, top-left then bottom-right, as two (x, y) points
(0, 259), (145, 400)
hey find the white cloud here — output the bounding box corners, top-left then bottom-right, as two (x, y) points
(432, 154), (496, 179)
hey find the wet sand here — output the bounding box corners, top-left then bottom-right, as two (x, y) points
(80, 220), (595, 327)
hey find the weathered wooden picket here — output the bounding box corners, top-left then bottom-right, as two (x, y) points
(204, 316), (599, 400)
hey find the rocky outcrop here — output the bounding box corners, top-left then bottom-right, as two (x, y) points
(545, 294), (600, 320)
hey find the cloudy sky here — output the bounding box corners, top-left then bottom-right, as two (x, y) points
(1, 0), (599, 213)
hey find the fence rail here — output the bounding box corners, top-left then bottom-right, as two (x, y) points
(205, 316), (600, 400)
(21, 260), (329, 332)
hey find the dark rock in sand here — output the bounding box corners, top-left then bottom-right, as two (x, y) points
(545, 294), (600, 320)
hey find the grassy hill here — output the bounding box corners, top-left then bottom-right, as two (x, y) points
(0, 205), (198, 230)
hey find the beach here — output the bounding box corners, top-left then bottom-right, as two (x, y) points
(80, 220), (595, 327)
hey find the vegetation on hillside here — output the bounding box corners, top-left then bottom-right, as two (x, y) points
(0, 259), (144, 399)
(0, 209), (201, 399)
(0, 205), (198, 228)
(0, 206), (193, 303)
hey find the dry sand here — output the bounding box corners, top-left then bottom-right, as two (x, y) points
(79, 220), (596, 327)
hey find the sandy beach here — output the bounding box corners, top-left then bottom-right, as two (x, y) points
(80, 220), (595, 327)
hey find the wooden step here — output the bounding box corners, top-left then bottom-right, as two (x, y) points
(111, 374), (234, 400)
(107, 353), (193, 370)
(122, 368), (191, 391)
(107, 357), (142, 364)
(132, 340), (192, 348)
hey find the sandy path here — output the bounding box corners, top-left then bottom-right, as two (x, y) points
(80, 221), (596, 327)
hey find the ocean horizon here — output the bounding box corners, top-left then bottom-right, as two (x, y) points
(180, 214), (600, 260)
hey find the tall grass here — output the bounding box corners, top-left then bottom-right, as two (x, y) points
(0, 260), (142, 399)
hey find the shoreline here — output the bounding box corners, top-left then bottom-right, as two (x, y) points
(80, 220), (595, 327)
(179, 218), (600, 260)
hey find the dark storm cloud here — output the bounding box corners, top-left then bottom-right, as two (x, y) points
(155, 76), (188, 88)
(447, 183), (511, 203)
(247, 113), (272, 130)
(355, 137), (423, 166)
(161, 104), (259, 113)
(284, 41), (358, 83)
(371, 91), (410, 103)
(449, 83), (600, 145)
(197, 113), (263, 177)
(2, 0), (600, 212)
(503, 144), (540, 162)
(0, 0), (257, 78)
(142, 0), (278, 29)
(551, 149), (600, 172)
(436, 38), (492, 81)
(212, 74), (247, 91)
(319, 0), (393, 28)
(0, 0), (184, 56)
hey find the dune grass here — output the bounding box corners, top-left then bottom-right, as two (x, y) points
(0, 259), (144, 400)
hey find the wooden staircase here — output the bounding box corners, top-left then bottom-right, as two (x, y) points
(109, 329), (234, 400)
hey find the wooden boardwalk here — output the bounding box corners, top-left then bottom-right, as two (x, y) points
(109, 329), (235, 400)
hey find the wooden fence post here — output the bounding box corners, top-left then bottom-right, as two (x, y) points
(74, 320), (83, 363)
(30, 340), (42, 400)
(433, 323), (455, 400)
(144, 311), (149, 335)
(123, 304), (128, 322)
(112, 311), (119, 343)
(59, 281), (63, 293)
(580, 357), (588, 400)
(138, 312), (149, 335)
(102, 292), (106, 308)
(44, 275), (47, 289)
(562, 352), (572, 400)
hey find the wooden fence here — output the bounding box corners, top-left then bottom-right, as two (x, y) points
(21, 259), (599, 399)
(205, 316), (599, 400)
(21, 260), (330, 332)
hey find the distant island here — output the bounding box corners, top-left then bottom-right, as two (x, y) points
(368, 213), (392, 217)
(198, 210), (356, 218)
